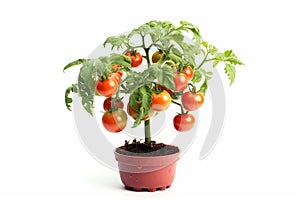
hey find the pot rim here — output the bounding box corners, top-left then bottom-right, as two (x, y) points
(114, 144), (181, 159)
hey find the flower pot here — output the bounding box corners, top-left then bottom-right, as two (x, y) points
(114, 146), (180, 192)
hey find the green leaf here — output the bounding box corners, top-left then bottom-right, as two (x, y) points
(132, 86), (153, 127)
(129, 91), (140, 111)
(200, 69), (213, 80)
(77, 62), (97, 115)
(110, 53), (132, 70)
(224, 63), (236, 85)
(65, 84), (78, 111)
(63, 59), (86, 72)
(123, 70), (153, 94)
(103, 34), (129, 50)
(226, 57), (244, 65)
(192, 68), (212, 84)
(191, 70), (202, 83)
(168, 53), (185, 65)
(199, 81), (208, 96)
(154, 65), (175, 90)
(214, 53), (225, 62)
(213, 60), (219, 67)
(224, 50), (232, 57)
(171, 47), (182, 56)
(179, 21), (202, 44)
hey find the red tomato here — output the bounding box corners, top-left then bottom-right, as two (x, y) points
(112, 65), (123, 76)
(174, 72), (188, 92)
(182, 92), (204, 111)
(96, 77), (118, 97)
(150, 90), (171, 111)
(110, 73), (122, 84)
(102, 109), (127, 133)
(182, 65), (194, 81)
(173, 113), (195, 131)
(125, 51), (143, 67)
(127, 104), (154, 120)
(103, 97), (124, 111)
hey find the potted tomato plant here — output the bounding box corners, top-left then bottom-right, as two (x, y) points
(63, 21), (243, 192)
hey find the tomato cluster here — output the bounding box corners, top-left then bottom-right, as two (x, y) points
(96, 51), (145, 133)
(96, 50), (205, 133)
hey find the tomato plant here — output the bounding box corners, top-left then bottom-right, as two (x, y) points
(102, 109), (127, 132)
(103, 97), (124, 111)
(96, 77), (118, 97)
(64, 20), (244, 143)
(173, 113), (195, 132)
(181, 92), (204, 111)
(125, 51), (143, 67)
(150, 90), (171, 111)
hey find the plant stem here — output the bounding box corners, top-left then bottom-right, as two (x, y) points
(145, 48), (150, 67)
(144, 119), (151, 144)
(171, 100), (185, 114)
(141, 33), (152, 144)
(197, 50), (209, 69)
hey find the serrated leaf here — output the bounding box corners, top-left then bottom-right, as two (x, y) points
(192, 70), (202, 83)
(155, 65), (175, 90)
(226, 57), (244, 65)
(171, 47), (182, 56)
(213, 60), (219, 67)
(129, 91), (140, 111)
(132, 86), (153, 127)
(179, 21), (202, 43)
(110, 53), (132, 70)
(199, 81), (208, 96)
(168, 53), (185, 65)
(77, 63), (97, 115)
(224, 50), (232, 57)
(224, 64), (236, 85)
(103, 34), (129, 50)
(65, 84), (78, 111)
(63, 59), (86, 72)
(200, 69), (213, 80)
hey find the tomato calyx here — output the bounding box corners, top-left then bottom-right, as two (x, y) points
(125, 50), (143, 67)
(111, 65), (123, 77)
(188, 83), (197, 93)
(104, 97), (124, 112)
(126, 49), (137, 56)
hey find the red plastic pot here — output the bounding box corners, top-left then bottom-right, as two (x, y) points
(114, 147), (180, 192)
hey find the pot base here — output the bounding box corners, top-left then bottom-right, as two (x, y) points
(125, 184), (171, 192)
(119, 162), (177, 192)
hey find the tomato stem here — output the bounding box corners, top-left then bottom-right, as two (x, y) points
(188, 83), (196, 93)
(144, 119), (151, 144)
(196, 48), (209, 70)
(171, 100), (185, 114)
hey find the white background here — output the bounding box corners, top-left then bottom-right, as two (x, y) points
(0, 0), (299, 200)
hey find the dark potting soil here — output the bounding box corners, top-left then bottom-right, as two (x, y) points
(116, 139), (179, 157)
